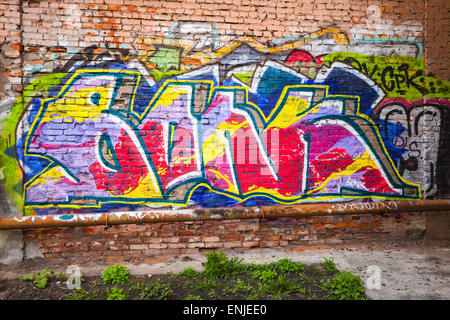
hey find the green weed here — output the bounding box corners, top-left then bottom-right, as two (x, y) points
(202, 251), (245, 279)
(64, 288), (92, 300)
(177, 267), (200, 278)
(140, 278), (173, 300)
(193, 278), (220, 291)
(321, 271), (366, 300)
(20, 269), (55, 289)
(106, 287), (128, 300)
(321, 258), (338, 274)
(252, 269), (277, 282)
(258, 275), (305, 298)
(57, 272), (68, 281)
(276, 258), (306, 273)
(232, 279), (254, 294)
(101, 265), (130, 285)
(64, 288), (104, 300)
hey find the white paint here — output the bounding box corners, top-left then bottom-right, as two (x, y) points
(350, 5), (423, 41)
(180, 23), (213, 34)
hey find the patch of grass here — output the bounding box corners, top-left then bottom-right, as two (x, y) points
(321, 258), (338, 274)
(63, 288), (105, 300)
(202, 251), (245, 279)
(244, 262), (277, 273)
(192, 278), (220, 292)
(106, 286), (128, 300)
(101, 265), (130, 285)
(129, 281), (145, 292)
(14, 252), (368, 301)
(321, 271), (366, 300)
(64, 288), (92, 300)
(176, 267), (200, 278)
(232, 278), (254, 294)
(252, 269), (277, 282)
(140, 278), (173, 300)
(276, 258), (306, 273)
(248, 292), (261, 300)
(258, 275), (306, 299)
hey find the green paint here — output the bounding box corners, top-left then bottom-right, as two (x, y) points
(148, 47), (182, 73)
(322, 53), (450, 100)
(0, 73), (67, 212)
(232, 73), (253, 85)
(151, 68), (185, 82)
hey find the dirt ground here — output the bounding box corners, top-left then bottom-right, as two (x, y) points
(0, 242), (449, 300)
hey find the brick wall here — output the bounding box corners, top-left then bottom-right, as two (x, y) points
(23, 211), (449, 265)
(1, 0), (449, 262)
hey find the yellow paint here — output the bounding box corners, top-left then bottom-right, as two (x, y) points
(27, 166), (65, 189)
(157, 167), (167, 175)
(171, 154), (196, 166)
(208, 169), (238, 193)
(120, 174), (163, 198)
(265, 95), (309, 129)
(137, 29), (349, 73)
(307, 151), (376, 194)
(242, 186), (294, 200)
(39, 85), (111, 124)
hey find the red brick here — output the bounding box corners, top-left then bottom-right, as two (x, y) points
(130, 244), (149, 250)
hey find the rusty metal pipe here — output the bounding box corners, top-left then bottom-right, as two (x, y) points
(0, 199), (449, 230)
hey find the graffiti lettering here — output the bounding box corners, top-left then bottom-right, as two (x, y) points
(20, 63), (421, 209)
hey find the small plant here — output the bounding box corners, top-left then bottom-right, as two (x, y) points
(34, 270), (54, 289)
(321, 258), (338, 274)
(177, 267), (200, 278)
(19, 274), (34, 282)
(248, 292), (261, 300)
(20, 269), (55, 289)
(185, 294), (202, 300)
(193, 278), (220, 292)
(101, 265), (130, 285)
(232, 279), (253, 294)
(129, 281), (145, 291)
(57, 272), (68, 281)
(64, 288), (92, 300)
(276, 259), (306, 273)
(258, 275), (305, 298)
(140, 278), (173, 300)
(244, 262), (276, 273)
(106, 286), (128, 300)
(321, 271), (366, 300)
(208, 288), (218, 299)
(202, 251), (244, 279)
(252, 269), (277, 282)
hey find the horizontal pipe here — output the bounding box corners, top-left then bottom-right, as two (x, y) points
(0, 199), (449, 231)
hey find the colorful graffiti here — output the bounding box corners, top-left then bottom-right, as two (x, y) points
(1, 30), (449, 214)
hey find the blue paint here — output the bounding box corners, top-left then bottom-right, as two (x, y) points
(168, 22), (179, 38)
(271, 35), (301, 45)
(59, 214), (74, 220)
(252, 66), (306, 117)
(312, 67), (380, 115)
